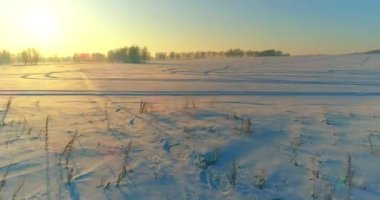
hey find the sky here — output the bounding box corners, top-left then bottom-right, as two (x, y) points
(1, 0), (380, 56)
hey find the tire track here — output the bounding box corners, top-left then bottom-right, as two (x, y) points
(19, 72), (380, 86)
(2, 90), (380, 96)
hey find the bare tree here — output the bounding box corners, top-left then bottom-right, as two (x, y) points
(21, 48), (40, 65)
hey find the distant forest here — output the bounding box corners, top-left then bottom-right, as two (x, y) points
(0, 47), (289, 65)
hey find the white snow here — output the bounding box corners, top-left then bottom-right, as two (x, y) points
(0, 54), (380, 199)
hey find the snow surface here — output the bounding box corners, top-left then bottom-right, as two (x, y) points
(0, 54), (380, 199)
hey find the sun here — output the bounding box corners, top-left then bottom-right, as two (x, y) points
(23, 8), (61, 43)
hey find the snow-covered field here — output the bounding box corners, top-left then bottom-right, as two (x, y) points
(1, 54), (380, 199)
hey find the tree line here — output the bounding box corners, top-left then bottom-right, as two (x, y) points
(107, 46), (150, 63)
(0, 47), (289, 65)
(0, 48), (41, 65)
(0, 50), (11, 65)
(154, 49), (289, 60)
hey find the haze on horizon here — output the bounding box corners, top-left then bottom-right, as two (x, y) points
(1, 0), (380, 56)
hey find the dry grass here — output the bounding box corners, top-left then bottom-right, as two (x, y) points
(183, 97), (197, 109)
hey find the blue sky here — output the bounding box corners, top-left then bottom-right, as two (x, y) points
(1, 0), (380, 55)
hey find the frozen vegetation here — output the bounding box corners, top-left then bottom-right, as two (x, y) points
(0, 54), (380, 199)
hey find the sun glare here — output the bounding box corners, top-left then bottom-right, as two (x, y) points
(23, 8), (60, 44)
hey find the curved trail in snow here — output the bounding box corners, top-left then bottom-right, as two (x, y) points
(18, 70), (380, 86)
(203, 65), (231, 75)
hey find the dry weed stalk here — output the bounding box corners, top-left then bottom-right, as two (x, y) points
(116, 140), (133, 187)
(309, 157), (320, 181)
(345, 153), (353, 200)
(309, 157), (320, 200)
(368, 133), (374, 154)
(0, 96), (12, 130)
(242, 118), (252, 134)
(12, 179), (25, 200)
(228, 160), (237, 186)
(324, 183), (335, 200)
(0, 161), (12, 194)
(27, 127), (32, 135)
(139, 100), (149, 113)
(104, 100), (110, 130)
(67, 168), (74, 186)
(18, 117), (27, 137)
(291, 136), (300, 166)
(104, 100), (109, 120)
(254, 167), (266, 189)
(60, 131), (79, 169)
(367, 132), (380, 154)
(35, 100), (40, 112)
(58, 131), (79, 187)
(44, 116), (49, 151)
